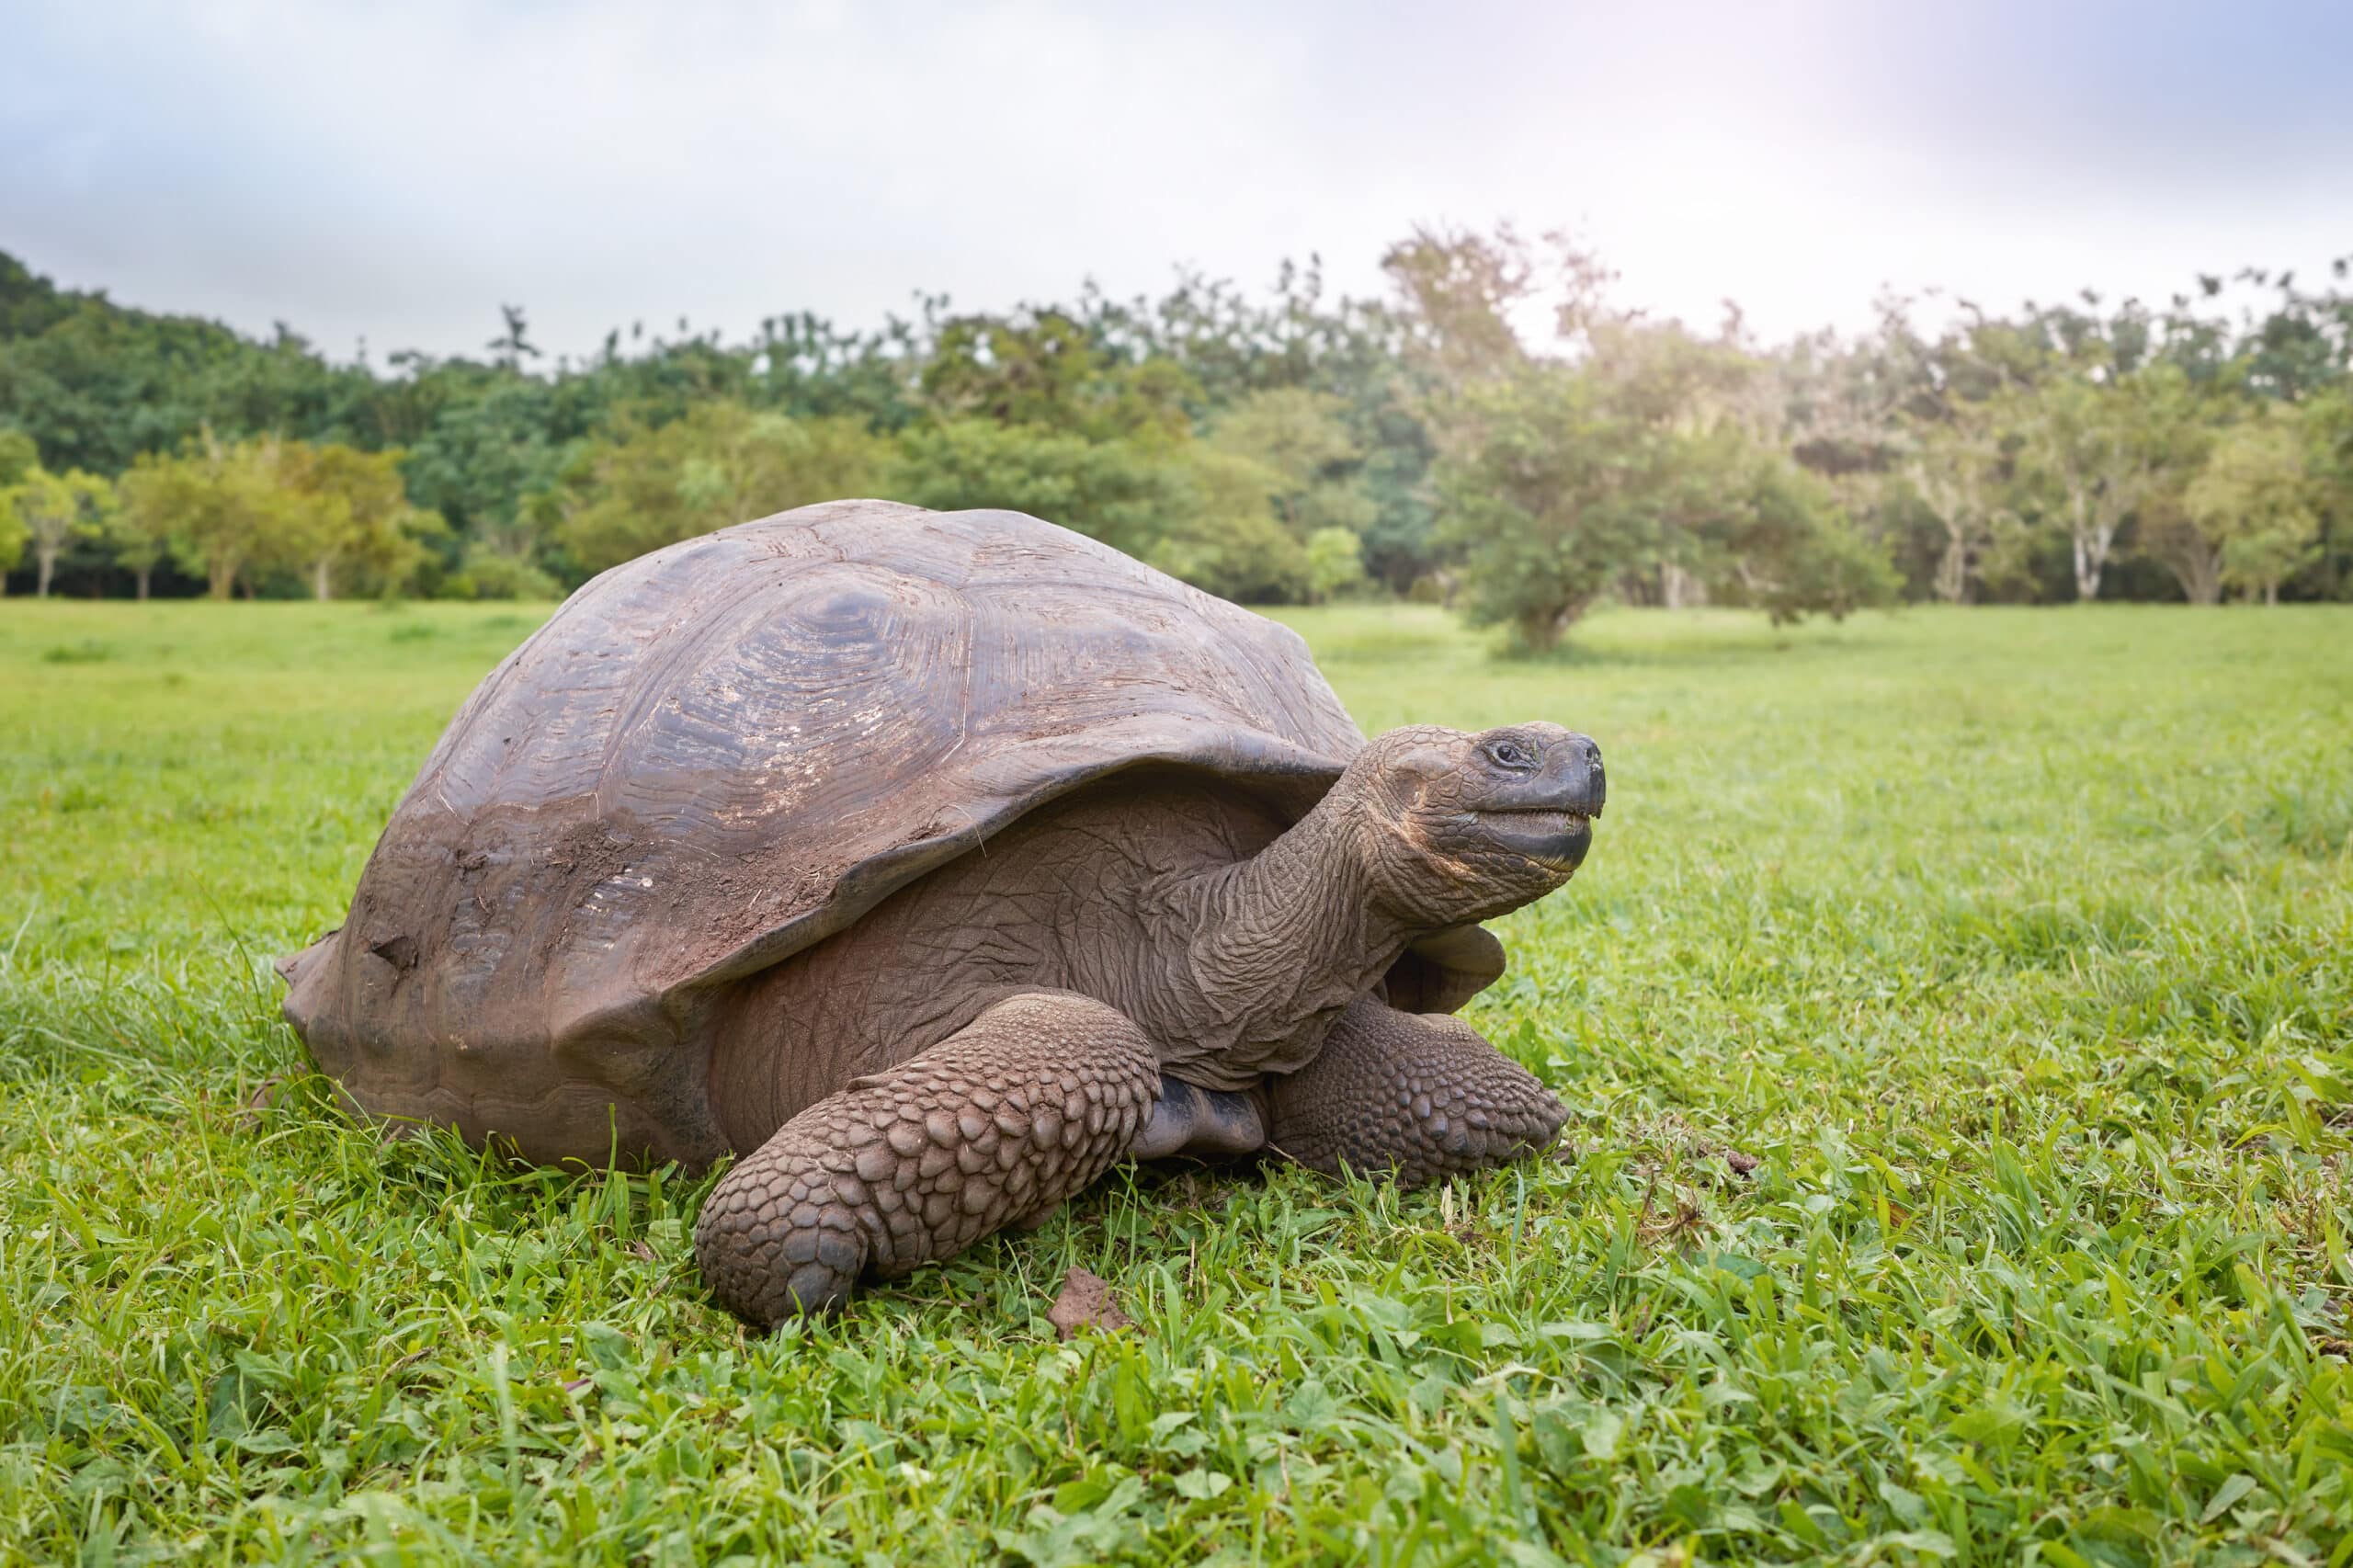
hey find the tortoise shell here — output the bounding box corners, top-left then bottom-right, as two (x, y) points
(281, 501), (1424, 1165)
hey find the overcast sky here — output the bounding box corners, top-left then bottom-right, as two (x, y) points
(5, 0), (2347, 364)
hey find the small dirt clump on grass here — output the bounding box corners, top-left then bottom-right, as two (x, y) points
(1046, 1267), (1131, 1339)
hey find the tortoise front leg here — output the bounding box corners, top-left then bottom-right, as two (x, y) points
(1264, 996), (1565, 1187)
(694, 991), (1159, 1326)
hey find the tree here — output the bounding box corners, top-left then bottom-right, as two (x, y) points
(553, 403), (888, 572)
(2131, 398), (2228, 605)
(398, 379), (570, 574)
(888, 420), (1316, 602)
(1703, 446), (1898, 623)
(1378, 225), (1539, 389)
(1144, 448), (1310, 602)
(1, 462), (115, 597)
(888, 420), (1176, 562)
(1208, 388), (1375, 539)
(0, 428), (30, 583)
(1397, 231), (1887, 645)
(1903, 410), (2012, 603)
(918, 308), (1195, 442)
(1303, 527), (1369, 602)
(276, 442), (442, 598)
(486, 304), (541, 372)
(0, 427), (31, 487)
(2132, 486), (2223, 605)
(1430, 351), (1893, 644)
(1134, 256), (1441, 592)
(0, 253), (376, 477)
(1387, 231), (1652, 646)
(2002, 365), (2188, 601)
(104, 496), (168, 599)
(8, 238), (2350, 607)
(1428, 364), (1662, 648)
(444, 543), (557, 600)
(2186, 409), (2323, 604)
(118, 435), (304, 599)
(2301, 387), (2353, 600)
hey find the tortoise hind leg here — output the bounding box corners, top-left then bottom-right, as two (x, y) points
(694, 991), (1159, 1326)
(1264, 997), (1565, 1187)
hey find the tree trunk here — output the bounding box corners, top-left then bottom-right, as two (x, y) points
(2184, 551), (2221, 606)
(36, 545), (57, 598)
(2265, 581), (2279, 607)
(2152, 536), (2222, 605)
(134, 567), (151, 601)
(2072, 532), (2101, 601)
(312, 557), (333, 601)
(2154, 558), (2211, 600)
(1933, 533), (1971, 604)
(2066, 489), (2111, 601)
(1660, 562), (1701, 609)
(209, 559), (236, 600)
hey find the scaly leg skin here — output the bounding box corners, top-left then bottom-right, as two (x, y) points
(1264, 996), (1566, 1187)
(694, 991), (1160, 1326)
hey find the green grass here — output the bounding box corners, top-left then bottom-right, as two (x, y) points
(3, 598), (2349, 1567)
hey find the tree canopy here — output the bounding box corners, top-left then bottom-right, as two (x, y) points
(3, 236), (2347, 628)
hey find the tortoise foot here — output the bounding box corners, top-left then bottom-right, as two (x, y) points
(1265, 997), (1565, 1188)
(694, 992), (1158, 1326)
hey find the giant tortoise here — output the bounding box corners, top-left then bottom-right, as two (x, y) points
(280, 500), (1605, 1324)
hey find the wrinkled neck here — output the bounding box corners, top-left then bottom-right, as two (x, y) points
(1146, 789), (1415, 1078)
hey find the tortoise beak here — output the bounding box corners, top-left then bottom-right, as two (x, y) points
(1472, 726), (1603, 870)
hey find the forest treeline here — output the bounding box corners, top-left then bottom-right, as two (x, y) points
(4, 229), (2349, 642)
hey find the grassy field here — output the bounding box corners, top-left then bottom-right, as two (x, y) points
(2, 598), (2349, 1567)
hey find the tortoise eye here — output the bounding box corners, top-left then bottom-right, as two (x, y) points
(1485, 739), (1536, 770)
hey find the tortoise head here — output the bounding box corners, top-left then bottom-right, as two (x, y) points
(1339, 722), (1605, 926)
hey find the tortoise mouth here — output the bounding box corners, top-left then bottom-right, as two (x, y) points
(1475, 805), (1597, 870)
